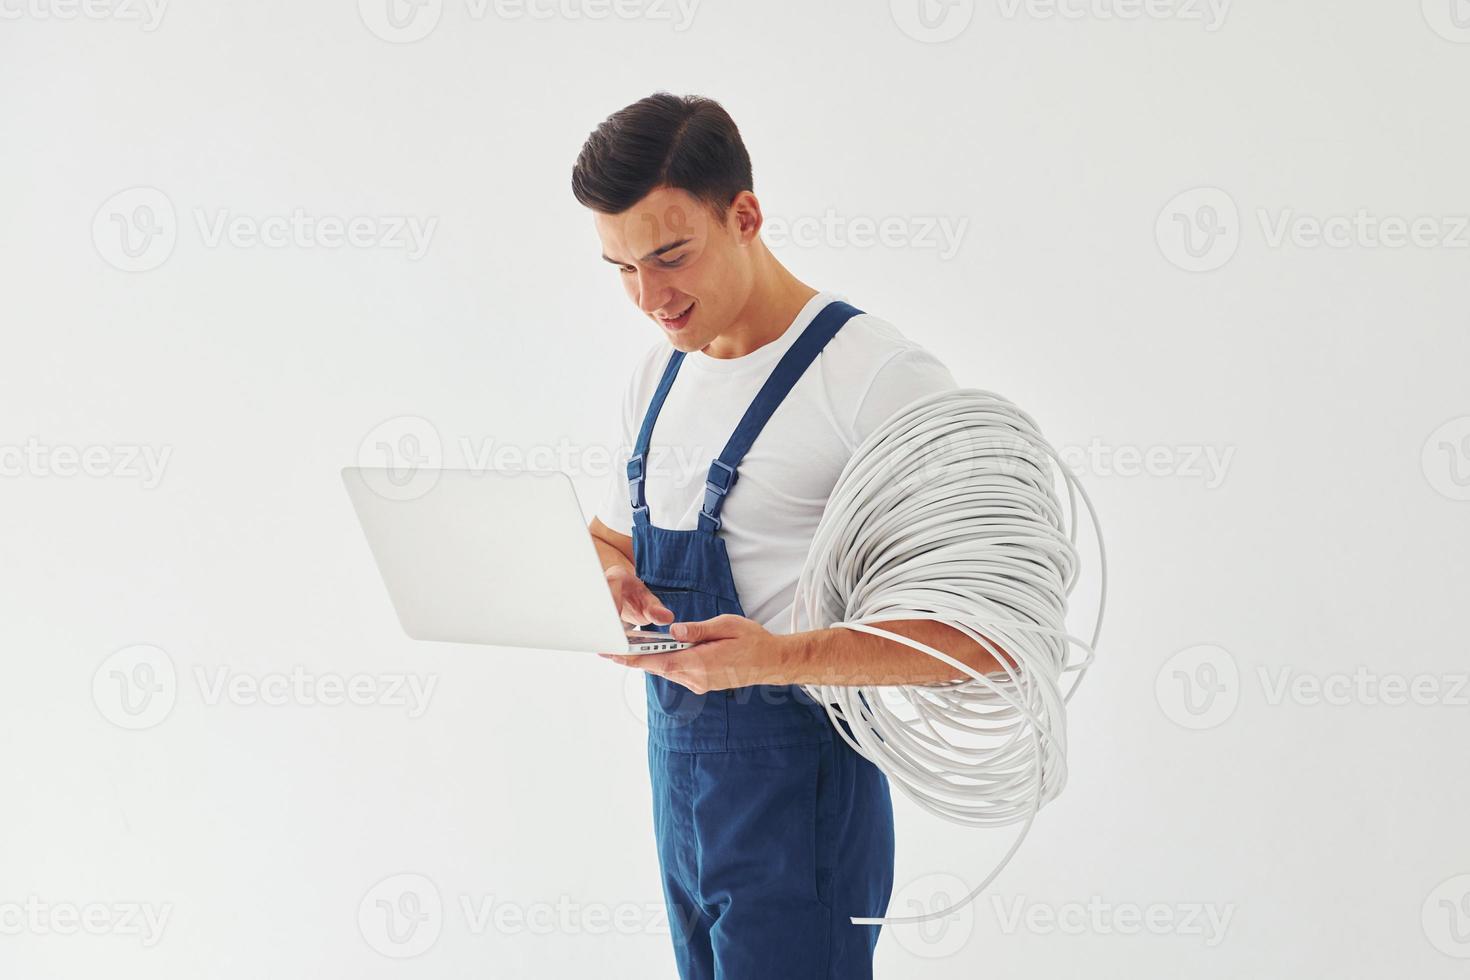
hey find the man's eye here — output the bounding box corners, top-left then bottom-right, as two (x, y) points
(658, 255), (686, 269)
(619, 265), (635, 275)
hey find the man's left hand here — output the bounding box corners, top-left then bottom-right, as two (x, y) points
(599, 614), (785, 694)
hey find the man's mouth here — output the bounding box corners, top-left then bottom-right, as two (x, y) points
(656, 301), (695, 331)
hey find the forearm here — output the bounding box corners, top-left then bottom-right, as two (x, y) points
(767, 619), (1011, 686)
(591, 535), (633, 575)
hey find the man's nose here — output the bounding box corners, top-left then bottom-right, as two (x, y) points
(635, 268), (671, 314)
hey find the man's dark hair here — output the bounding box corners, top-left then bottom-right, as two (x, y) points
(571, 92), (753, 218)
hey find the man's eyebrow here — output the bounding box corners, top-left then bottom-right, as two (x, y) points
(601, 238), (693, 265)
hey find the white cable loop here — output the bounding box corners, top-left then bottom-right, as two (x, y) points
(789, 388), (1106, 927)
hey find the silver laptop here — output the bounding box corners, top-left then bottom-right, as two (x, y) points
(341, 467), (691, 654)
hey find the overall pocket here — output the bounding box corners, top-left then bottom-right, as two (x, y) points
(646, 585), (726, 625)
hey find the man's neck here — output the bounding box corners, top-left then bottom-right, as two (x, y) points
(701, 259), (818, 360)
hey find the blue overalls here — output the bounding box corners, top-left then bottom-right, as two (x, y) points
(625, 300), (896, 979)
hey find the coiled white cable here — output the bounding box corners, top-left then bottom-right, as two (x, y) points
(789, 388), (1106, 927)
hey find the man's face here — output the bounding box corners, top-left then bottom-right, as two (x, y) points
(594, 186), (757, 352)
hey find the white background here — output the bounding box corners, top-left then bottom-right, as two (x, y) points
(2, 0), (1469, 977)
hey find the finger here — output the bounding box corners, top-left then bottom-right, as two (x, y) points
(620, 595), (654, 626)
(631, 653), (674, 678)
(672, 615), (749, 643)
(637, 585), (674, 624)
(670, 619), (729, 642)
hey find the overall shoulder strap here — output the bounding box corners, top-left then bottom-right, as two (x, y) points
(627, 348), (685, 526)
(698, 300), (863, 532)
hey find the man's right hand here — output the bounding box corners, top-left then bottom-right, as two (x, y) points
(605, 565), (675, 629)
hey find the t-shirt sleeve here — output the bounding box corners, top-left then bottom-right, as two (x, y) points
(849, 346), (959, 446)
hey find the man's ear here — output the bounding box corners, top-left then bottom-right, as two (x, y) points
(727, 190), (763, 245)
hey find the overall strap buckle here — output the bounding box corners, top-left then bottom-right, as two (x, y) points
(699, 459), (738, 532)
(698, 301), (860, 535)
(626, 349), (686, 528)
(627, 453), (650, 524)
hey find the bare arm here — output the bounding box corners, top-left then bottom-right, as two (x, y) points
(611, 615), (1017, 693)
(589, 516), (635, 575)
(767, 620), (1013, 686)
(589, 517), (673, 629)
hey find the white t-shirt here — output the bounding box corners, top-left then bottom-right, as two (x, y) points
(597, 290), (958, 632)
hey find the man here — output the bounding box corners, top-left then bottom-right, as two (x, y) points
(573, 92), (1005, 979)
